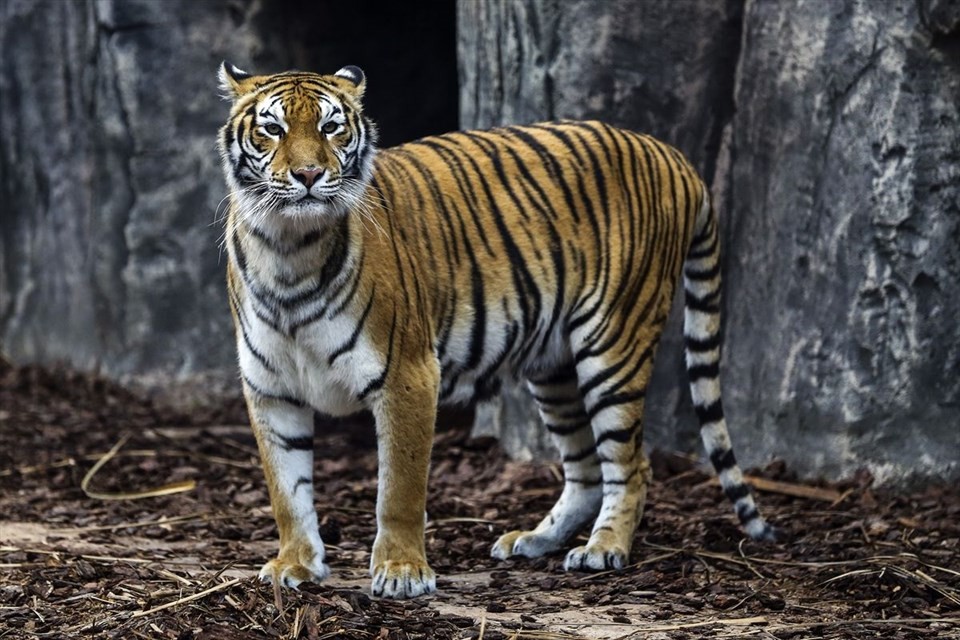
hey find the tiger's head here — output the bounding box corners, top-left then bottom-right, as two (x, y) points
(218, 62), (378, 225)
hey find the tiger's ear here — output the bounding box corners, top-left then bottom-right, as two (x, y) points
(218, 61), (258, 100)
(334, 65), (366, 98)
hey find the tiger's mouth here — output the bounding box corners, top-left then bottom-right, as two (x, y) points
(275, 190), (344, 219)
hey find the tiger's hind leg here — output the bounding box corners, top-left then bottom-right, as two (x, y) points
(490, 367), (603, 560)
(563, 335), (658, 572)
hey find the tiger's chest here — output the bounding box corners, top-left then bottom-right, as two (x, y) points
(238, 296), (381, 417)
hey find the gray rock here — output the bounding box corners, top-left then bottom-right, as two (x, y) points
(0, 0), (259, 381)
(720, 0), (960, 482)
(460, 0), (960, 482)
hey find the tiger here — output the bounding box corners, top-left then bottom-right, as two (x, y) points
(217, 62), (777, 600)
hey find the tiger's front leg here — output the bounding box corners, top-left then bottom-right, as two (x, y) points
(368, 358), (439, 599)
(245, 391), (330, 588)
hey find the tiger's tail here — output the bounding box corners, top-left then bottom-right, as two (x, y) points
(682, 192), (777, 542)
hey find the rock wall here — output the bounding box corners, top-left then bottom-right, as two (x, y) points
(0, 0), (457, 385)
(460, 0), (960, 481)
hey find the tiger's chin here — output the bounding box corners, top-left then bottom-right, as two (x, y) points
(276, 195), (349, 221)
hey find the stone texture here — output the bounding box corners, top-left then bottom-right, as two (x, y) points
(720, 0), (960, 482)
(459, 0), (960, 482)
(0, 0), (241, 378)
(0, 0), (457, 385)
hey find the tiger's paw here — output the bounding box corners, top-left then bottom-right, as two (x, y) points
(491, 530), (563, 560)
(370, 559), (436, 599)
(563, 544), (628, 572)
(259, 549), (330, 589)
(259, 559), (330, 589)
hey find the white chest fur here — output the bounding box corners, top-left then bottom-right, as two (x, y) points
(236, 291), (384, 417)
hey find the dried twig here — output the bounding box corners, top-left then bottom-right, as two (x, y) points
(81, 433), (196, 501)
(130, 577), (242, 618)
(705, 475), (843, 502)
(599, 616), (767, 638)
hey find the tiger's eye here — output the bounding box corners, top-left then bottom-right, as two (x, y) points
(264, 123), (284, 137)
(321, 121), (339, 134)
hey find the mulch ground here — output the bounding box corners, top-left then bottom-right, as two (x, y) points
(0, 358), (958, 639)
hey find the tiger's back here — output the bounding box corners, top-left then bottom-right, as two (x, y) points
(218, 64), (774, 600)
(370, 121), (704, 406)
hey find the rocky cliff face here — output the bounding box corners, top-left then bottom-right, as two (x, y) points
(721, 0), (960, 481)
(460, 0), (960, 482)
(0, 0), (243, 377)
(0, 0), (457, 385)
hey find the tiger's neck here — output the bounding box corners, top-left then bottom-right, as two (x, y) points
(227, 209), (362, 322)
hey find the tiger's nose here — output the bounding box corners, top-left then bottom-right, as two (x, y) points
(292, 167), (324, 188)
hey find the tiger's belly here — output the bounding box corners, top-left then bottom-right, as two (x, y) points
(436, 298), (572, 406)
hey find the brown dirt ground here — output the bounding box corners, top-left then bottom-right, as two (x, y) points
(1, 358), (958, 639)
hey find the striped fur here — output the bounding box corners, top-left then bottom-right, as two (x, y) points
(217, 64), (776, 599)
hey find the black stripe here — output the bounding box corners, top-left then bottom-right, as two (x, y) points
(709, 448), (737, 472)
(736, 504), (760, 523)
(289, 301), (329, 338)
(472, 321), (520, 403)
(685, 288), (721, 312)
(276, 434), (313, 451)
(601, 466), (641, 486)
(685, 260), (721, 281)
(586, 389), (646, 420)
(242, 375), (305, 408)
(528, 366), (578, 386)
(531, 392), (574, 406)
(725, 483), (751, 503)
(329, 290), (375, 365)
(685, 333), (722, 353)
(464, 250), (487, 371)
(326, 258), (365, 320)
(357, 309), (398, 401)
(687, 362), (720, 382)
(546, 126), (609, 328)
(248, 225), (322, 256)
(594, 426), (636, 448)
(579, 341), (656, 399)
(694, 399), (724, 424)
(545, 420), (590, 437)
(239, 321), (276, 373)
(230, 288), (277, 373)
(412, 139), (496, 257)
(596, 420), (643, 448)
(688, 231), (718, 260)
(503, 126), (581, 224)
(562, 445), (597, 463)
(434, 290), (458, 363)
(293, 477), (312, 493)
(460, 132), (543, 338)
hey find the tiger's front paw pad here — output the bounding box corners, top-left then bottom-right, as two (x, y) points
(259, 556), (330, 589)
(563, 545), (627, 572)
(491, 530), (562, 560)
(370, 560), (436, 599)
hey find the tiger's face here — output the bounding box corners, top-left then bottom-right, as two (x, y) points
(218, 63), (377, 223)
